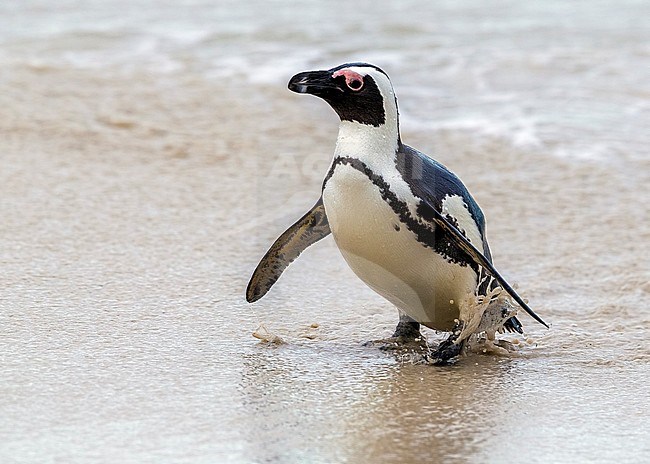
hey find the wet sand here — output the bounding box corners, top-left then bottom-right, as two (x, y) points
(2, 39), (650, 464)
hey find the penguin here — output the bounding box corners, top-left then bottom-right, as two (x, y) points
(246, 62), (548, 364)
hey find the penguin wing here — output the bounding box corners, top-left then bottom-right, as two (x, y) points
(397, 144), (493, 256)
(423, 203), (548, 328)
(397, 144), (548, 328)
(246, 197), (330, 303)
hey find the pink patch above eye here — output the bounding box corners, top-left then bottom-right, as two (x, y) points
(332, 69), (364, 88)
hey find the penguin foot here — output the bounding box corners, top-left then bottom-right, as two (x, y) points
(391, 319), (422, 340)
(362, 335), (428, 353)
(427, 339), (464, 366)
(363, 319), (427, 352)
(426, 321), (466, 366)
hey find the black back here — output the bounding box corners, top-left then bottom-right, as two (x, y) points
(395, 143), (492, 261)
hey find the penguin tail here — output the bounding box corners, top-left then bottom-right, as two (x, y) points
(503, 316), (524, 334)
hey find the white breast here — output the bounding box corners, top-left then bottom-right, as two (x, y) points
(323, 163), (479, 331)
(322, 67), (481, 330)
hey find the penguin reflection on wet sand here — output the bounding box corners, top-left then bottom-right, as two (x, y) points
(246, 63), (548, 364)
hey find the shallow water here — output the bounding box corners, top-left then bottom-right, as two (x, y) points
(1, 1), (649, 463)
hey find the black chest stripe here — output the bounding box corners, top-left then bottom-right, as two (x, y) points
(322, 156), (549, 328)
(323, 156), (478, 270)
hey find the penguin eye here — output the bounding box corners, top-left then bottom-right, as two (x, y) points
(332, 69), (366, 92)
(347, 79), (363, 91)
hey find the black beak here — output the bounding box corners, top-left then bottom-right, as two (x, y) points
(288, 70), (343, 96)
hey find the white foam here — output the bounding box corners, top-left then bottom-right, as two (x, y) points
(0, 0), (645, 164)
(401, 112), (543, 149)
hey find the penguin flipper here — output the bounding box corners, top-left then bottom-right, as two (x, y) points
(424, 205), (549, 329)
(246, 197), (330, 303)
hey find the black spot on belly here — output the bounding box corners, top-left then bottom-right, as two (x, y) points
(393, 224), (400, 232)
(323, 156), (477, 271)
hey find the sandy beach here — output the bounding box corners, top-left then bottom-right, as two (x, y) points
(1, 1), (649, 463)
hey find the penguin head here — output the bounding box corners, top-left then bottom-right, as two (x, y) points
(288, 63), (397, 128)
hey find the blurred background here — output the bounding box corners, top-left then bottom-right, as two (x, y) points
(1, 1), (648, 463)
(2, 0), (648, 159)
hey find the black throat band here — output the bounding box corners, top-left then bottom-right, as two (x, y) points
(323, 156), (478, 270)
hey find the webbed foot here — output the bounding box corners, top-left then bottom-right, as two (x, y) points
(363, 320), (428, 352)
(363, 334), (428, 352)
(427, 339), (464, 365)
(426, 321), (466, 366)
